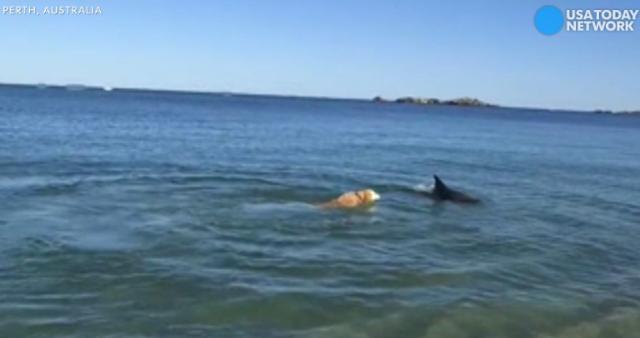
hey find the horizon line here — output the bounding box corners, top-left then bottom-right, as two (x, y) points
(0, 81), (632, 115)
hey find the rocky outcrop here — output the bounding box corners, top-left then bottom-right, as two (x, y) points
(374, 96), (495, 107)
(372, 96), (388, 103)
(395, 97), (441, 105)
(443, 97), (495, 107)
(594, 109), (640, 115)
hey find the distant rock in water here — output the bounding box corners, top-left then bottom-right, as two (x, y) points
(395, 97), (441, 105)
(594, 109), (640, 116)
(374, 96), (496, 107)
(444, 97), (495, 107)
(594, 109), (613, 115)
(372, 96), (388, 103)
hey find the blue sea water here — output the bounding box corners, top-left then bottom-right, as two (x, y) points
(1, 85), (640, 337)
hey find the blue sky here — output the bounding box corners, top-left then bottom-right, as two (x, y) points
(1, 0), (639, 111)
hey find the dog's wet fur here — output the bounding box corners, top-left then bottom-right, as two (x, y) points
(319, 189), (381, 209)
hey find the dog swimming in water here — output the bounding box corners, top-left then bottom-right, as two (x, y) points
(420, 175), (480, 204)
(319, 189), (381, 209)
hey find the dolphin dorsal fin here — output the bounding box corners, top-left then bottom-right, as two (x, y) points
(433, 175), (449, 196)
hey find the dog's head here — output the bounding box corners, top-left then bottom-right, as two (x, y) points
(355, 189), (380, 204)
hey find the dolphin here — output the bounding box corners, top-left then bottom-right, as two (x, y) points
(421, 175), (480, 204)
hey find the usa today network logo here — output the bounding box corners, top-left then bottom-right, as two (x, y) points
(534, 5), (639, 35)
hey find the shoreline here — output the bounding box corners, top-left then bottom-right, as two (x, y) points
(372, 95), (639, 116)
(1, 82), (638, 117)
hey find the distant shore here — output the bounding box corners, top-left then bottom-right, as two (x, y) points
(373, 96), (496, 108)
(372, 95), (639, 116)
(0, 82), (638, 116)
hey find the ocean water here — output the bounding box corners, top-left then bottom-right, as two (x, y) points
(1, 85), (640, 338)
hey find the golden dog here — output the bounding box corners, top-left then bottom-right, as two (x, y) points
(319, 189), (380, 209)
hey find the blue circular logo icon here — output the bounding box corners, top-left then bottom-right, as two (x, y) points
(534, 5), (564, 35)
